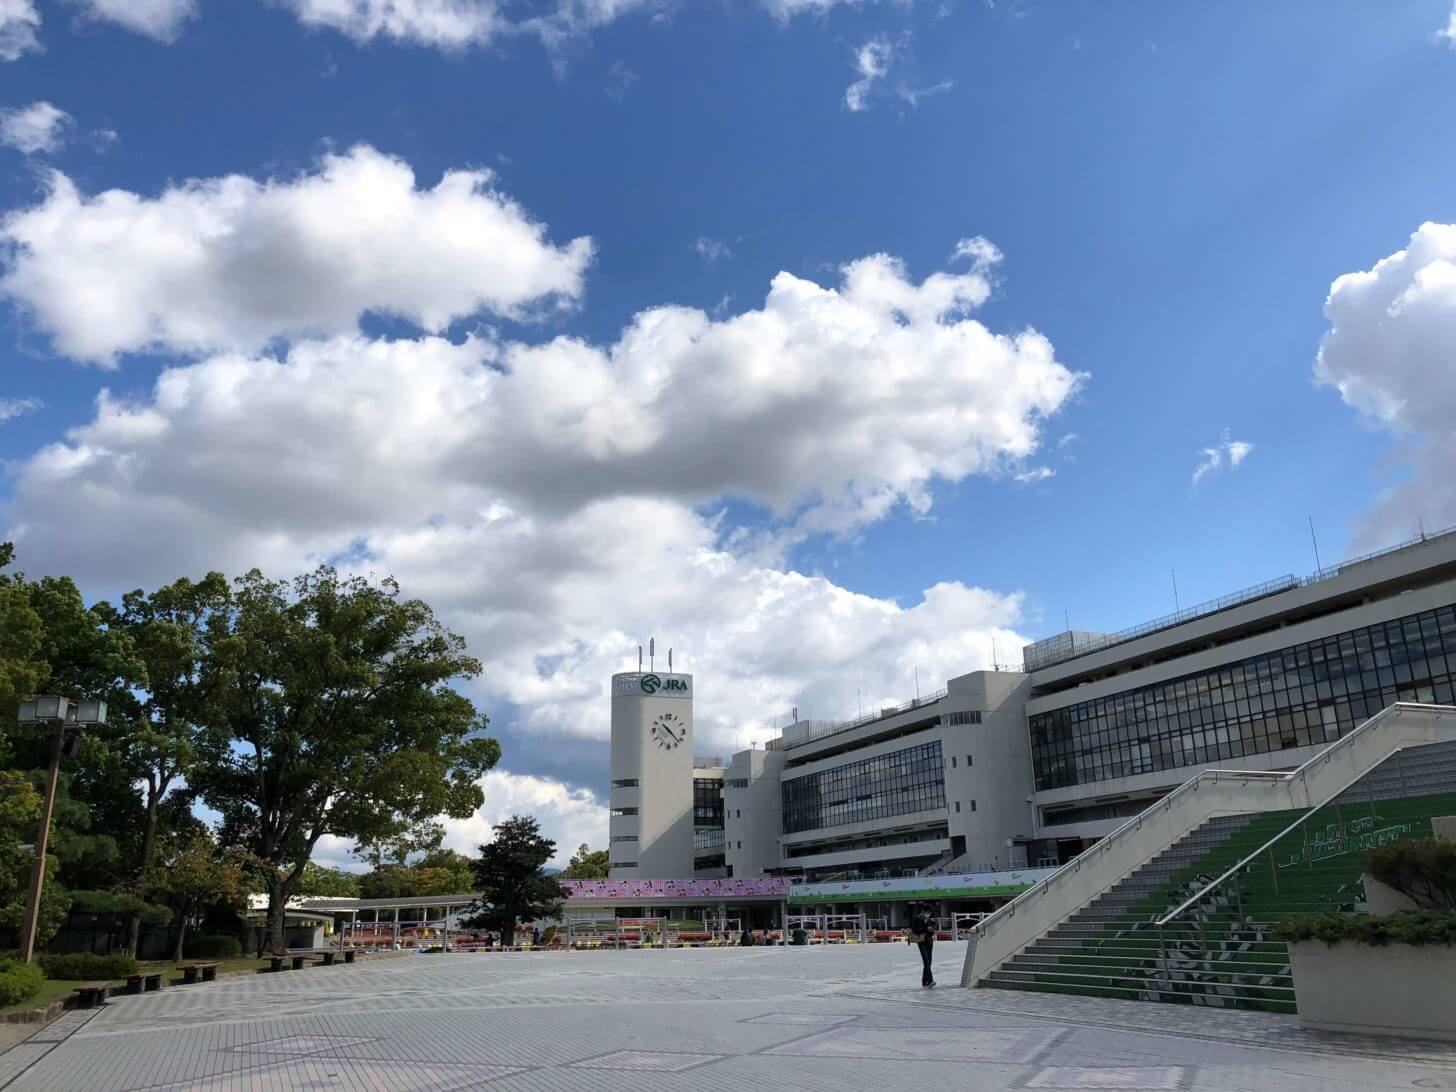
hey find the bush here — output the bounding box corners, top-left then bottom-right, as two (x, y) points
(1363, 837), (1456, 910)
(184, 935), (241, 959)
(37, 953), (138, 980)
(1275, 910), (1456, 947)
(0, 959), (45, 1007)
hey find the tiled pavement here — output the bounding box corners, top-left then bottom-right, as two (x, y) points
(2, 943), (1453, 1091)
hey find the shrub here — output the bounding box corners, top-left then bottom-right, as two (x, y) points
(1275, 910), (1456, 947)
(184, 935), (241, 959)
(0, 959), (45, 1007)
(1363, 837), (1456, 910)
(37, 953), (139, 980)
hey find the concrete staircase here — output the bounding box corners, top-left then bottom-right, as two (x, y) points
(975, 738), (1456, 1011)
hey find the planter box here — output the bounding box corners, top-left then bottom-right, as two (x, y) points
(1289, 940), (1456, 1041)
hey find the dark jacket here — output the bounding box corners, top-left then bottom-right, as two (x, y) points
(910, 912), (933, 940)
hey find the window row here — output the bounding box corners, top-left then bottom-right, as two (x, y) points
(780, 740), (946, 833)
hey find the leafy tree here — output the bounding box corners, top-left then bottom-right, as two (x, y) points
(559, 843), (610, 880)
(358, 864), (416, 900)
(357, 821), (444, 870)
(102, 574), (229, 956)
(1364, 838), (1456, 910)
(191, 566), (500, 953)
(0, 543), (46, 717)
(296, 862), (361, 898)
(145, 834), (251, 962)
(464, 816), (568, 945)
(0, 770), (68, 949)
(358, 849), (474, 898)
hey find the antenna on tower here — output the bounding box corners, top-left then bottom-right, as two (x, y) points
(649, 637), (655, 672)
(668, 648), (673, 672)
(638, 645), (643, 672)
(991, 635), (1000, 672)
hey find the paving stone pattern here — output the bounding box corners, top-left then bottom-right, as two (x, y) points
(1, 943), (1451, 1091)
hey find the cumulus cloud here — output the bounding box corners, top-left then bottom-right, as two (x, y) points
(7, 246), (1073, 756)
(1439, 2), (1456, 47)
(1316, 221), (1456, 545)
(844, 37), (890, 112)
(277, 0), (507, 49)
(0, 0), (40, 60)
(67, 0), (197, 40)
(438, 769), (608, 868)
(0, 144), (593, 365)
(0, 395), (40, 421)
(0, 101), (72, 155)
(1191, 431), (1253, 484)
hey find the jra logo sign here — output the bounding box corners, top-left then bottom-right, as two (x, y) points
(640, 674), (689, 694)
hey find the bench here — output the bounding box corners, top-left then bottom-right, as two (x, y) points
(176, 962), (218, 985)
(343, 949), (355, 964)
(265, 955), (307, 972)
(71, 981), (111, 1008)
(125, 971), (165, 995)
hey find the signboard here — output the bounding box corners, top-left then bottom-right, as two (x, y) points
(612, 672), (692, 698)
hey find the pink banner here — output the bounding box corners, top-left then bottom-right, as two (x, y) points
(562, 877), (788, 900)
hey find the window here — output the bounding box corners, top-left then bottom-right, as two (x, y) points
(614, 861), (637, 868)
(726, 777), (750, 788)
(779, 740), (946, 834)
(611, 778), (639, 788)
(610, 835), (638, 842)
(969, 800), (977, 812)
(1028, 603), (1456, 791)
(967, 755), (973, 767)
(943, 710), (982, 725)
(610, 807), (638, 816)
(694, 777), (725, 829)
(955, 801), (961, 813)
(950, 756), (956, 768)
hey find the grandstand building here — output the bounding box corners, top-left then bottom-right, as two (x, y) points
(621, 527), (1456, 903)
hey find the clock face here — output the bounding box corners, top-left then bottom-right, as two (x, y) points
(651, 711), (686, 751)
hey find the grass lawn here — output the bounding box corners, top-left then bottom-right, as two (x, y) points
(0, 978), (73, 1017)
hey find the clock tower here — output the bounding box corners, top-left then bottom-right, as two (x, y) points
(609, 668), (694, 878)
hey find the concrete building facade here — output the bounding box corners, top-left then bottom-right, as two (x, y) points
(608, 671), (695, 878)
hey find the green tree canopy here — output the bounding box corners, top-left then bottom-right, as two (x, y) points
(559, 843), (610, 880)
(464, 815), (568, 945)
(190, 566), (500, 952)
(295, 862), (362, 898)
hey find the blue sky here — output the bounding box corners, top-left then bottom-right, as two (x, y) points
(4, 0), (1456, 862)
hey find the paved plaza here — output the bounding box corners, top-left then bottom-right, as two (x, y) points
(2, 942), (1454, 1091)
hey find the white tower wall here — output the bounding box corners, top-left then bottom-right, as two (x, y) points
(609, 672), (694, 878)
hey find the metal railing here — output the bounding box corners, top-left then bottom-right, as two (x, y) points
(964, 702), (1456, 987)
(768, 688), (949, 751)
(1025, 524), (1456, 673)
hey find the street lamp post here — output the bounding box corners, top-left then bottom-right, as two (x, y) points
(16, 696), (107, 963)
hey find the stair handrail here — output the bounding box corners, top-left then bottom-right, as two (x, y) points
(969, 702), (1450, 951)
(1154, 738), (1426, 928)
(970, 767), (1288, 938)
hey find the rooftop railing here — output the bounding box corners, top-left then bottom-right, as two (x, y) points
(1023, 524), (1456, 674)
(766, 688), (949, 751)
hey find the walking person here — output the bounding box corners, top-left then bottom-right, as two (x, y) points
(910, 904), (936, 988)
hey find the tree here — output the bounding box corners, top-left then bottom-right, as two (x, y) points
(0, 771), (68, 949)
(191, 566), (500, 954)
(146, 834), (251, 962)
(0, 544), (46, 717)
(464, 816), (568, 945)
(295, 863), (361, 898)
(358, 849), (474, 899)
(559, 843), (610, 880)
(103, 574), (229, 957)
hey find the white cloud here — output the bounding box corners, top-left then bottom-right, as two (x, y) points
(68, 0), (197, 40)
(1192, 430), (1253, 484)
(898, 79), (953, 107)
(7, 246), (1074, 758)
(0, 0), (40, 60)
(694, 236), (731, 264)
(1013, 466), (1053, 484)
(438, 769), (608, 868)
(1315, 221), (1456, 546)
(0, 101), (72, 155)
(0, 144), (594, 365)
(1438, 2), (1456, 47)
(278, 0), (507, 49)
(844, 37), (890, 112)
(0, 395), (40, 421)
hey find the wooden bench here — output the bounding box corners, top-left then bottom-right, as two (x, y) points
(176, 962), (218, 985)
(342, 949), (356, 964)
(124, 971), (165, 995)
(71, 981), (111, 1008)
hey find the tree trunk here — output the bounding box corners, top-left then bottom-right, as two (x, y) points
(126, 786), (162, 958)
(501, 918), (516, 947)
(265, 876), (289, 955)
(173, 911), (188, 963)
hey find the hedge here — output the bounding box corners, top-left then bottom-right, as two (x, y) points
(1363, 838), (1456, 911)
(1275, 910), (1456, 947)
(0, 959), (45, 1007)
(184, 935), (241, 959)
(37, 953), (139, 980)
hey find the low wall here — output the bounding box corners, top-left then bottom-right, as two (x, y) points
(1289, 941), (1456, 1041)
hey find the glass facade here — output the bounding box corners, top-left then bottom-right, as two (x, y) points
(694, 777), (725, 829)
(1031, 605), (1456, 791)
(780, 740), (945, 834)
